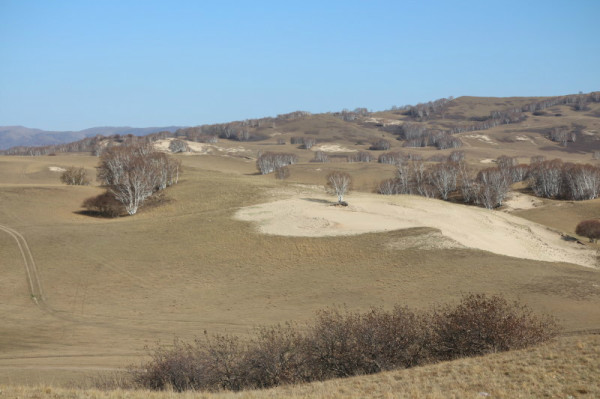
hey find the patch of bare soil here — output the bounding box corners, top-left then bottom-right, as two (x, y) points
(235, 189), (596, 268)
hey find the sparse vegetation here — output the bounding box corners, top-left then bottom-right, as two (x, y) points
(131, 294), (558, 392)
(60, 166), (90, 185)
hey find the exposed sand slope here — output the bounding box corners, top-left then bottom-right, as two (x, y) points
(236, 190), (596, 268)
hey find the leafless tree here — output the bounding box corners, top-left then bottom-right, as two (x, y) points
(448, 151), (465, 163)
(256, 152), (298, 174)
(349, 151), (373, 163)
(313, 151), (329, 163)
(169, 139), (190, 153)
(476, 167), (510, 209)
(60, 166), (90, 185)
(326, 171), (352, 203)
(97, 144), (180, 215)
(429, 162), (458, 200)
(529, 159), (563, 198)
(302, 137), (317, 150)
(370, 139), (391, 151)
(549, 127), (576, 146)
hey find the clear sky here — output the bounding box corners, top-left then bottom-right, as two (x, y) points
(1, 0), (599, 131)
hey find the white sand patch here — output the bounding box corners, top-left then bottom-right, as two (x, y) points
(480, 159), (495, 164)
(153, 138), (248, 155)
(364, 117), (403, 126)
(515, 135), (536, 144)
(186, 142), (212, 153)
(502, 192), (543, 211)
(583, 130), (597, 136)
(315, 144), (357, 153)
(48, 166), (66, 172)
(235, 191), (596, 268)
(153, 139), (172, 151)
(464, 134), (497, 145)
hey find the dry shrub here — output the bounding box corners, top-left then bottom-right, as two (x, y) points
(82, 191), (125, 217)
(274, 166), (290, 180)
(130, 294), (558, 392)
(60, 166), (90, 185)
(575, 219), (600, 242)
(429, 293), (558, 361)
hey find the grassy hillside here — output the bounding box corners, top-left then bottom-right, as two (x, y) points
(1, 93), (600, 394)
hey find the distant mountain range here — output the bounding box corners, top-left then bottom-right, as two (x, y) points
(0, 125), (185, 150)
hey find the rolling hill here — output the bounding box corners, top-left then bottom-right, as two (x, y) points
(1, 92), (599, 397)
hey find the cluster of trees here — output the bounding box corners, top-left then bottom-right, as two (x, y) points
(378, 153), (600, 208)
(333, 107), (370, 122)
(383, 123), (463, 150)
(529, 159), (600, 200)
(378, 154), (530, 209)
(405, 97), (452, 120)
(349, 151), (373, 163)
(132, 294), (557, 392)
(548, 126), (576, 146)
(84, 144), (181, 216)
(256, 152), (298, 175)
(377, 150), (422, 165)
(369, 139), (391, 151)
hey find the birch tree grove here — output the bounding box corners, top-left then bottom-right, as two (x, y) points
(96, 144), (181, 215)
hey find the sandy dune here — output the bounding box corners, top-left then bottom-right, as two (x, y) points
(236, 190), (596, 268)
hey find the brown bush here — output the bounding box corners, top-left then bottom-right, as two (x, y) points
(60, 166), (90, 185)
(274, 166), (290, 180)
(82, 191), (125, 217)
(429, 294), (559, 360)
(575, 219), (600, 242)
(131, 294), (558, 392)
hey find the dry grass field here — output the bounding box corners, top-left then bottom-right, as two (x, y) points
(1, 96), (600, 396)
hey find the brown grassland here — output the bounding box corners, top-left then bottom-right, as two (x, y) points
(1, 96), (600, 397)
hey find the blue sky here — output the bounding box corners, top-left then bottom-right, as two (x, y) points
(1, 0), (599, 131)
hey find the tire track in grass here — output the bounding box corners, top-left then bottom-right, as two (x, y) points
(0, 223), (45, 305)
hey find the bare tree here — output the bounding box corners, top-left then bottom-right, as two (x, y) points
(60, 166), (90, 185)
(313, 151), (329, 163)
(169, 139), (190, 153)
(326, 171), (352, 204)
(256, 152), (298, 174)
(476, 167), (510, 209)
(369, 139), (391, 151)
(349, 151), (373, 163)
(303, 137), (317, 150)
(429, 162), (458, 200)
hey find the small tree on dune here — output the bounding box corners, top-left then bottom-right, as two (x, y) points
(575, 219), (600, 243)
(326, 171), (352, 204)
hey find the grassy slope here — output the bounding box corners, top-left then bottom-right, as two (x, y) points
(1, 94), (600, 390)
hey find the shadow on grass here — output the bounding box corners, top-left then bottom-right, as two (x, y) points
(301, 197), (333, 204)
